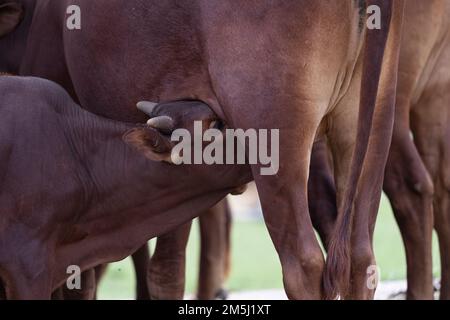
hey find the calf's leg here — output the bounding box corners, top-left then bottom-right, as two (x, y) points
(131, 243), (151, 300)
(197, 199), (232, 300)
(148, 222), (192, 299)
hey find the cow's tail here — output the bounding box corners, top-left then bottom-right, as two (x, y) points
(323, 0), (394, 299)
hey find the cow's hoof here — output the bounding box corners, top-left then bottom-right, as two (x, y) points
(215, 288), (229, 300)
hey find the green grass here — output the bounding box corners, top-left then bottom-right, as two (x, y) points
(97, 194), (441, 299)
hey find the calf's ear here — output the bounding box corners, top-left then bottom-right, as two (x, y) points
(0, 2), (24, 38)
(123, 127), (174, 163)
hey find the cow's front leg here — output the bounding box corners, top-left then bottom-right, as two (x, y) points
(410, 88), (450, 300)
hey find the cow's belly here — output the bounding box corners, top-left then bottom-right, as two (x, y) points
(71, 0), (225, 122)
(410, 2), (450, 116)
(410, 36), (450, 138)
(23, 0), (367, 127)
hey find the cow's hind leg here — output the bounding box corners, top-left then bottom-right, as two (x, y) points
(384, 128), (434, 300)
(411, 80), (450, 300)
(433, 135), (450, 300)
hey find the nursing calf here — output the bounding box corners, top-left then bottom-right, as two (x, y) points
(0, 76), (251, 299)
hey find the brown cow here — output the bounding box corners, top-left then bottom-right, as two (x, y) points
(3, 0), (404, 299)
(383, 0), (450, 300)
(0, 75), (251, 299)
(307, 0), (450, 300)
(320, 0), (450, 300)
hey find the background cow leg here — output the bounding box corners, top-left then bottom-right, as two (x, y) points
(308, 140), (337, 251)
(409, 68), (450, 299)
(131, 243), (151, 300)
(148, 222), (192, 300)
(197, 199), (232, 300)
(384, 129), (434, 300)
(432, 134), (450, 300)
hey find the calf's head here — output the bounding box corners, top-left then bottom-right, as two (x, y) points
(123, 100), (251, 194)
(124, 100), (223, 162)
